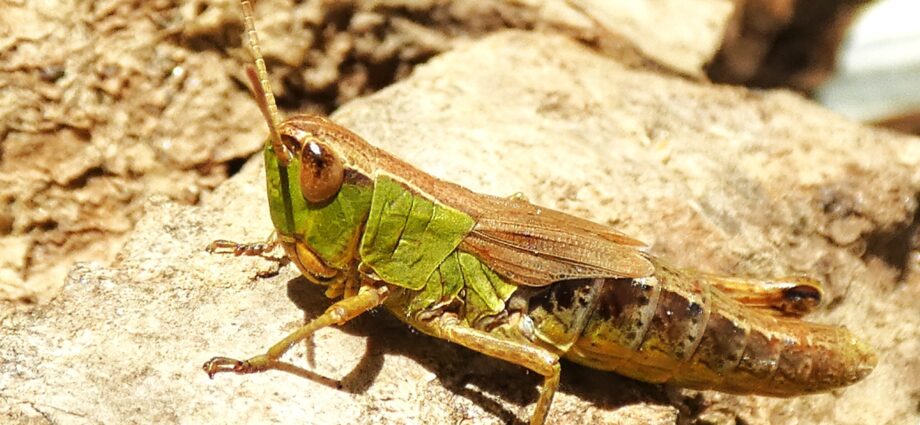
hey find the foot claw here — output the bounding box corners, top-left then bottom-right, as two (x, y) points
(205, 240), (235, 254)
(202, 356), (249, 377)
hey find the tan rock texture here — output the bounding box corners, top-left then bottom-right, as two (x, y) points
(0, 0), (264, 303)
(0, 0), (731, 308)
(3, 31), (919, 425)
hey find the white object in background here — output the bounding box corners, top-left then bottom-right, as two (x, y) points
(816, 0), (920, 121)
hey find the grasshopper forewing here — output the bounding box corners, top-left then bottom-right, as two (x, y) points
(203, 2), (877, 424)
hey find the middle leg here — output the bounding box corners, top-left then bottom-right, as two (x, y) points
(203, 284), (388, 377)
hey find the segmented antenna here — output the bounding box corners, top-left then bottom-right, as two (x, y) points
(240, 0), (292, 165)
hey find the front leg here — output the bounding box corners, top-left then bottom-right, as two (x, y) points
(206, 232), (286, 277)
(426, 314), (561, 425)
(206, 231), (278, 257)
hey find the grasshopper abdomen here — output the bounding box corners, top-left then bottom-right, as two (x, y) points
(502, 258), (878, 396)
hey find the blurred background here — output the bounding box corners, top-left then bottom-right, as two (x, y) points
(710, 0), (920, 134)
(816, 0), (920, 133)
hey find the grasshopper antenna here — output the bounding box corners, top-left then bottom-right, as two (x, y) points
(240, 0), (292, 165)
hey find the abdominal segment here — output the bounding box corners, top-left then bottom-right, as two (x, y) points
(523, 261), (876, 395)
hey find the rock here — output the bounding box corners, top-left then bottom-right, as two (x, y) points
(3, 31), (918, 425)
(561, 0), (733, 76)
(0, 0), (265, 304)
(232, 0), (733, 98)
(0, 0), (735, 308)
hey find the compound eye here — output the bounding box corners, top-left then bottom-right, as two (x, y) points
(299, 140), (344, 203)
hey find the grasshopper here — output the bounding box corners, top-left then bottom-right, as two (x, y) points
(203, 2), (877, 423)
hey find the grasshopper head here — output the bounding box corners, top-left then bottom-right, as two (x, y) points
(261, 116), (375, 285)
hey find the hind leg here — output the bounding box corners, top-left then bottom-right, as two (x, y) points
(699, 273), (824, 317)
(422, 314), (561, 425)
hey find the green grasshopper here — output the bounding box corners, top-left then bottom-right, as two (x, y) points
(203, 2), (877, 423)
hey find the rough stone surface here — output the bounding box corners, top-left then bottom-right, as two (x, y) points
(3, 31), (919, 425)
(0, 0), (265, 304)
(0, 0), (732, 309)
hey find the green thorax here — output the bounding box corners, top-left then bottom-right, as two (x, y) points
(358, 175), (475, 289)
(264, 147), (517, 322)
(358, 176), (518, 323)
